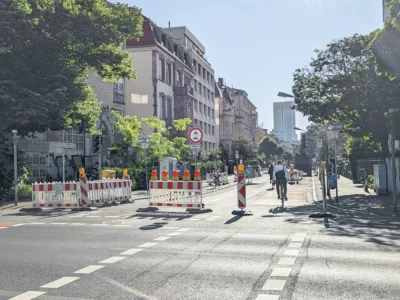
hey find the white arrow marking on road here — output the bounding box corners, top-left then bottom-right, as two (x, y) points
(9, 291), (46, 300)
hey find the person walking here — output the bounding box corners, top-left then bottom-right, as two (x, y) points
(268, 163), (274, 183)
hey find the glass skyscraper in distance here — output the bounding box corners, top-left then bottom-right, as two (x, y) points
(271, 101), (298, 142)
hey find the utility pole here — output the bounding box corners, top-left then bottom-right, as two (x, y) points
(389, 108), (398, 212)
(99, 133), (103, 180)
(12, 130), (20, 206)
(62, 130), (65, 183)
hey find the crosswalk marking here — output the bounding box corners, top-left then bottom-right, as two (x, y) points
(262, 279), (286, 291)
(270, 268), (292, 277)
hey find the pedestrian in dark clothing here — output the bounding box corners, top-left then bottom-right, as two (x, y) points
(268, 163), (274, 183)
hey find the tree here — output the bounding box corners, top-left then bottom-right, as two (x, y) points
(0, 0), (143, 136)
(293, 33), (400, 156)
(258, 135), (283, 159)
(232, 135), (257, 161)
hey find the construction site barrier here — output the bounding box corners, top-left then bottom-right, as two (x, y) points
(149, 181), (202, 208)
(32, 182), (79, 209)
(206, 172), (229, 186)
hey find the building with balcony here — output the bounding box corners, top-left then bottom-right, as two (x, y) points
(124, 18), (195, 134)
(217, 78), (258, 157)
(165, 26), (217, 150)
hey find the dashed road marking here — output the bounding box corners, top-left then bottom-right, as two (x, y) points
(120, 248), (143, 256)
(291, 236), (305, 242)
(105, 216), (119, 218)
(99, 256), (126, 264)
(262, 279), (286, 291)
(138, 242), (158, 248)
(283, 249), (299, 256)
(69, 214), (87, 218)
(294, 232), (306, 237)
(11, 224), (26, 227)
(255, 294), (280, 300)
(177, 228), (191, 232)
(40, 277), (79, 288)
(51, 223), (68, 225)
(278, 257), (296, 265)
(270, 267), (292, 277)
(111, 225), (131, 228)
(154, 236), (171, 241)
(9, 291), (46, 300)
(167, 232), (182, 236)
(74, 265), (104, 274)
(71, 223), (86, 226)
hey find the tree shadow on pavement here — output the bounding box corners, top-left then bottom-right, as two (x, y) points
(126, 212), (197, 221)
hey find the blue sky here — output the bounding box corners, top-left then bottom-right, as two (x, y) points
(111, 0), (383, 132)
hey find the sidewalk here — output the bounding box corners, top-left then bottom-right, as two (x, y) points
(314, 174), (400, 219)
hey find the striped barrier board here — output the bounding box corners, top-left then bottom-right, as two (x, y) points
(148, 180), (202, 209)
(32, 182), (79, 208)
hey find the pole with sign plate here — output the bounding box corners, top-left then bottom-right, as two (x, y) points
(139, 137), (150, 194)
(188, 127), (204, 175)
(327, 124), (341, 203)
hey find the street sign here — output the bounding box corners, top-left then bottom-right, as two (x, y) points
(317, 139), (323, 148)
(139, 137), (150, 150)
(235, 150), (239, 159)
(190, 144), (201, 150)
(188, 127), (204, 144)
(327, 123), (343, 131)
(328, 131), (339, 139)
(141, 143), (149, 150)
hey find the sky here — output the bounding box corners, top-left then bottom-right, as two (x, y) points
(111, 0), (384, 133)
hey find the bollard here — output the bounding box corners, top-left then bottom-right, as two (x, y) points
(232, 163), (252, 216)
(172, 170), (179, 181)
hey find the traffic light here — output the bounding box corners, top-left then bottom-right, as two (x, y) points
(93, 135), (102, 153)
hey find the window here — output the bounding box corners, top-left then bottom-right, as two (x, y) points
(185, 76), (191, 87)
(208, 124), (211, 134)
(212, 109), (215, 119)
(211, 75), (214, 84)
(204, 124), (207, 134)
(212, 126), (215, 135)
(194, 100), (197, 111)
(211, 92), (214, 100)
(193, 59), (197, 72)
(112, 107), (125, 116)
(199, 103), (202, 113)
(203, 68), (206, 80)
(199, 83), (202, 95)
(204, 104), (207, 116)
(161, 34), (167, 47)
(194, 119), (198, 125)
(166, 63), (171, 85)
(208, 107), (211, 117)
(205, 142), (207, 150)
(198, 63), (202, 75)
(203, 86), (206, 97)
(166, 97), (172, 126)
(207, 72), (210, 83)
(161, 94), (166, 119)
(194, 80), (198, 92)
(200, 121), (203, 129)
(207, 90), (210, 100)
(209, 142), (212, 150)
(158, 57), (165, 81)
(176, 70), (181, 86)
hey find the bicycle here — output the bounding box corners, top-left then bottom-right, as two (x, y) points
(277, 179), (287, 208)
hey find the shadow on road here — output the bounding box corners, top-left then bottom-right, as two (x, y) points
(139, 222), (168, 231)
(126, 211), (197, 222)
(224, 215), (243, 224)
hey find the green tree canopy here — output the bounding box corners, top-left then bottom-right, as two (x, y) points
(259, 135), (283, 159)
(232, 135), (257, 161)
(0, 0), (143, 135)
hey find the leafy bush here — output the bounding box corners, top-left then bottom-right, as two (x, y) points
(367, 175), (374, 190)
(19, 184), (32, 198)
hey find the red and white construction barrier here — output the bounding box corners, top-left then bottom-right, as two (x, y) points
(232, 169), (252, 215)
(80, 177), (132, 206)
(32, 182), (79, 208)
(234, 169), (238, 182)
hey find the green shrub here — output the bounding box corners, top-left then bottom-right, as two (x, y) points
(19, 184), (32, 198)
(367, 175), (374, 190)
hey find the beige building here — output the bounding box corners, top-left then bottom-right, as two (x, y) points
(216, 78), (258, 158)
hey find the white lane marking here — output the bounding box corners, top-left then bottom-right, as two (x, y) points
(278, 257), (296, 265)
(177, 228), (191, 232)
(154, 236), (171, 241)
(99, 256), (126, 264)
(283, 249), (300, 256)
(11, 224), (26, 227)
(294, 232), (306, 237)
(71, 223), (86, 226)
(28, 223), (46, 225)
(74, 265), (104, 274)
(9, 291), (46, 300)
(86, 216), (101, 218)
(255, 294), (280, 300)
(120, 248), (143, 256)
(163, 226), (180, 229)
(50, 223), (67, 225)
(270, 268), (292, 277)
(91, 224), (105, 226)
(112, 225), (131, 228)
(288, 242), (303, 248)
(69, 214), (87, 218)
(291, 237), (305, 242)
(167, 232), (182, 236)
(105, 216), (119, 218)
(206, 216), (221, 221)
(188, 218), (200, 221)
(40, 277), (79, 288)
(262, 279), (286, 291)
(138, 242), (158, 248)
(0, 228), (7, 230)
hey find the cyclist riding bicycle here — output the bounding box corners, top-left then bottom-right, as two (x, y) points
(273, 160), (289, 201)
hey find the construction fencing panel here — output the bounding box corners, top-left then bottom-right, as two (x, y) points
(32, 182), (79, 208)
(149, 181), (202, 208)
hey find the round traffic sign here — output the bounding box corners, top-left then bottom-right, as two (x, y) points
(188, 127), (203, 144)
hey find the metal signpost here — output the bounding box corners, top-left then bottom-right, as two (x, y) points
(139, 137), (150, 195)
(327, 124), (341, 203)
(98, 134), (102, 181)
(12, 130), (20, 206)
(235, 150), (239, 168)
(188, 127), (204, 172)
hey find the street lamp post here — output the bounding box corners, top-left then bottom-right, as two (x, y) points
(389, 108), (398, 212)
(12, 130), (20, 206)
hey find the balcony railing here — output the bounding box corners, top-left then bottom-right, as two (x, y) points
(174, 85), (194, 97)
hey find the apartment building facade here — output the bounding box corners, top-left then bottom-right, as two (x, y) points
(217, 78), (258, 157)
(165, 26), (218, 150)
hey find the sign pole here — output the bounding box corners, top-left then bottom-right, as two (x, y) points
(99, 134), (102, 180)
(334, 137), (339, 203)
(145, 150), (149, 195)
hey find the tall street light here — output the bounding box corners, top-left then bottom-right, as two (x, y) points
(389, 108), (398, 212)
(12, 130), (20, 206)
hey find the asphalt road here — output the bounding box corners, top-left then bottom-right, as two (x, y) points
(0, 176), (399, 300)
